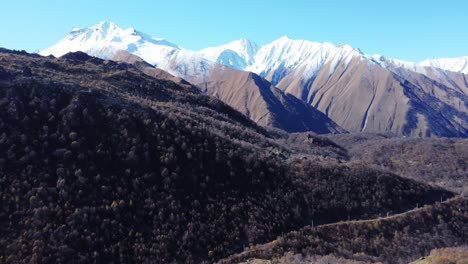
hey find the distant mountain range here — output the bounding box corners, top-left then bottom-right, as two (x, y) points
(41, 21), (468, 137)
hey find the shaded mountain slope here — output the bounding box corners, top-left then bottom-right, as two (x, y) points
(328, 133), (468, 193)
(0, 49), (455, 263)
(190, 64), (344, 134)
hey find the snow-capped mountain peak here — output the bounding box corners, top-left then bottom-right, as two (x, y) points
(40, 21), (468, 79)
(419, 56), (468, 74)
(245, 36), (362, 83)
(40, 21), (178, 59)
(92, 21), (121, 32)
(277, 35), (291, 41)
(198, 38), (259, 70)
(66, 21), (126, 43)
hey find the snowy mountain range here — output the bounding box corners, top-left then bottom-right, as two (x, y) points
(41, 21), (468, 76)
(40, 21), (468, 137)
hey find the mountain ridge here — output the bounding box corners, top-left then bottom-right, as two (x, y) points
(40, 21), (468, 76)
(40, 21), (468, 137)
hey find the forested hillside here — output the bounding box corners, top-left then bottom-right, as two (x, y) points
(0, 49), (465, 263)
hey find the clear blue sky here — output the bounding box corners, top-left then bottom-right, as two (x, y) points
(0, 0), (466, 61)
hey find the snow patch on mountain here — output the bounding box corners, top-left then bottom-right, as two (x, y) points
(198, 39), (259, 70)
(245, 36), (362, 83)
(419, 57), (468, 74)
(41, 21), (179, 60)
(372, 56), (428, 75)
